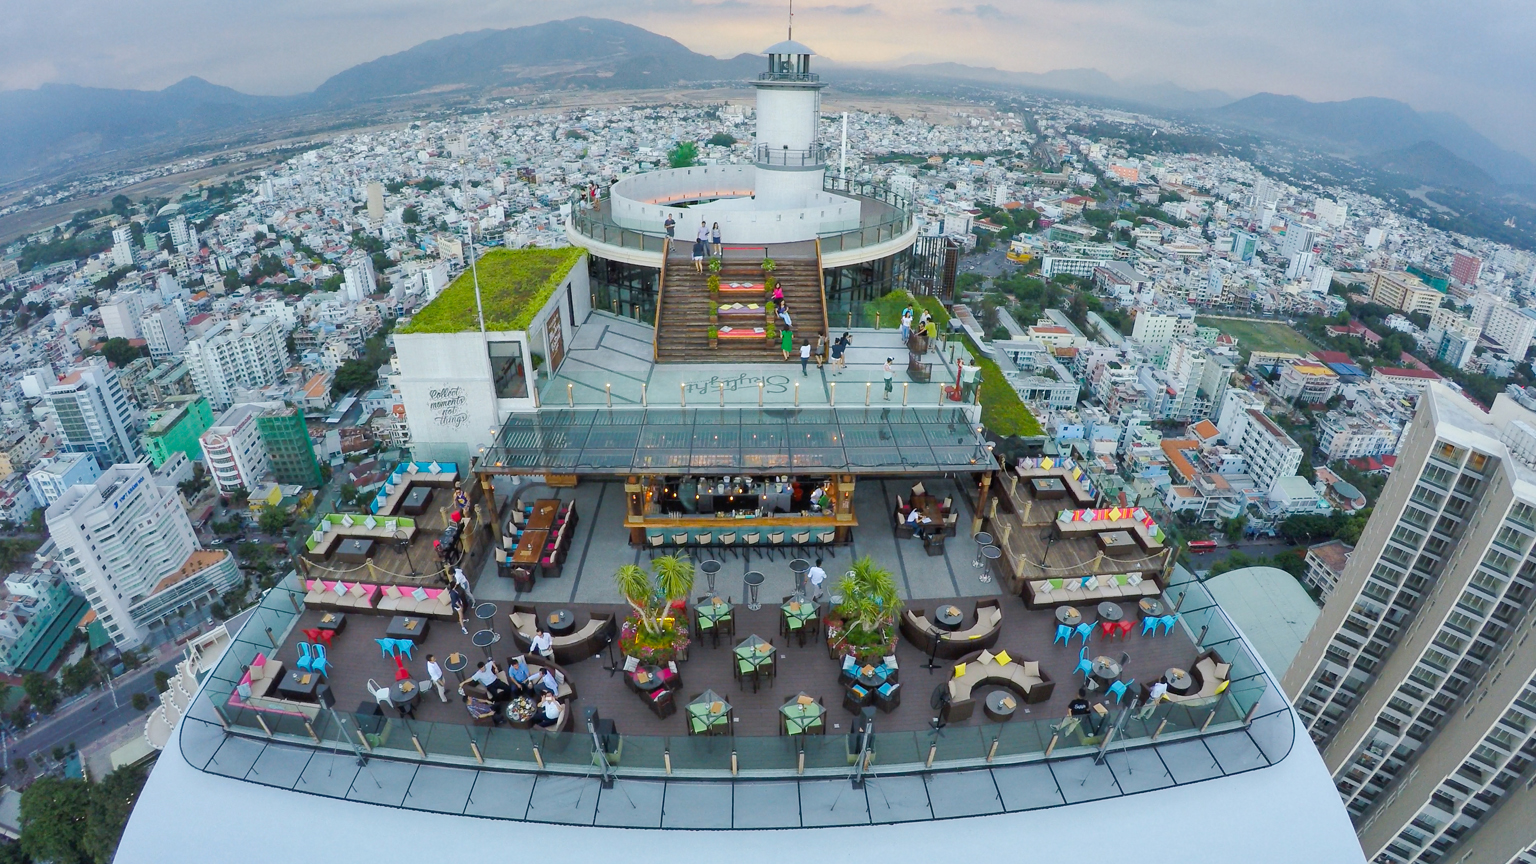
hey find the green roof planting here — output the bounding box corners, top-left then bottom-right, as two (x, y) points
(397, 247), (585, 335)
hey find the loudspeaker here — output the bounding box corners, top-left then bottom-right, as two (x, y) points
(316, 683), (336, 709)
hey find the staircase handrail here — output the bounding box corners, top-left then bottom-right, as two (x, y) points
(814, 238), (831, 346)
(654, 236), (669, 363)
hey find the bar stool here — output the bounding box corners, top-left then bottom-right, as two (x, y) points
(700, 559), (722, 595)
(744, 571), (765, 611)
(972, 532), (994, 568)
(980, 545), (1001, 584)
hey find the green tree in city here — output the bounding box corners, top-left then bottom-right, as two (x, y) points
(20, 777), (92, 863)
(129, 692), (149, 712)
(401, 206), (419, 224)
(258, 507), (292, 535)
(21, 672), (59, 714)
(98, 338), (143, 368)
(667, 141), (699, 168)
(706, 132), (736, 147)
(1223, 515), (1248, 543)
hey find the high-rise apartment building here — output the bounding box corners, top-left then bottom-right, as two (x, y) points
(25, 452), (101, 507)
(1369, 270), (1444, 315)
(138, 307), (188, 358)
(1470, 293), (1536, 361)
(181, 316), (287, 410)
(99, 291), (145, 340)
(1451, 252), (1483, 288)
(366, 181), (385, 226)
(1285, 383), (1536, 863)
(199, 405), (270, 495)
(110, 225), (135, 268)
(1235, 408), (1302, 494)
(342, 256), (376, 303)
(142, 394), (213, 468)
(46, 358), (141, 465)
(47, 463), (237, 648)
(255, 403), (321, 488)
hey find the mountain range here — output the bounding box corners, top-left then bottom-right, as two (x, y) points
(1, 16), (1532, 196)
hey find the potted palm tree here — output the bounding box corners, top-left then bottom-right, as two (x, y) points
(708, 326), (719, 349)
(825, 556), (902, 663)
(615, 556), (695, 663)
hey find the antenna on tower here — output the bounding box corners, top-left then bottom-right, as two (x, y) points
(788, 0), (794, 40)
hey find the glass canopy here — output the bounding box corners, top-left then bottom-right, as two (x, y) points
(480, 406), (992, 475)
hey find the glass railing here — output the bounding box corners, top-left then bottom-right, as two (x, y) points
(569, 206), (668, 254)
(819, 178), (915, 254)
(753, 144), (827, 168)
(183, 567), (1291, 788)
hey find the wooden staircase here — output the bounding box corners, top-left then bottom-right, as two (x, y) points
(654, 243), (829, 364)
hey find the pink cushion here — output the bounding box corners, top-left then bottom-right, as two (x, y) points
(540, 557), (555, 566)
(252, 652), (267, 666)
(424, 588), (441, 599)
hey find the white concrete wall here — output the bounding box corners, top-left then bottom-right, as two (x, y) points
(608, 167), (860, 244)
(755, 87), (820, 151)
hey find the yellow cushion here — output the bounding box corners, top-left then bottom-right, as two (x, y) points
(994, 650), (1012, 666)
(977, 650), (996, 665)
(1215, 680), (1229, 694)
(952, 663), (967, 679)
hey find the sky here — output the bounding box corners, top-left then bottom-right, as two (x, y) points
(3, 0), (1533, 157)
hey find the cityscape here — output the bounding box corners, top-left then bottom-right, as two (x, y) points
(0, 8), (1530, 864)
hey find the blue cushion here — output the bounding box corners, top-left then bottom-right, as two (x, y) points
(878, 683), (896, 697)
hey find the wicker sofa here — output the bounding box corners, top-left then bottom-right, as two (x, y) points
(1023, 573), (1161, 609)
(508, 606), (616, 664)
(900, 599), (1004, 660)
(941, 649), (1054, 722)
(1161, 649), (1231, 706)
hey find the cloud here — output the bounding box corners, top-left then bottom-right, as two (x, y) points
(809, 3), (881, 14)
(944, 4), (1012, 17)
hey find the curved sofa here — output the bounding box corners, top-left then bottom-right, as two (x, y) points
(900, 599), (1003, 660)
(941, 648), (1055, 722)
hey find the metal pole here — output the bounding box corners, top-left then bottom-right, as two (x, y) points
(606, 383), (612, 408)
(902, 383), (909, 406)
(680, 382), (686, 407)
(758, 381), (764, 406)
(794, 382), (800, 406)
(829, 382), (836, 406)
(840, 112), (848, 180)
(865, 383), (871, 405)
(641, 383), (647, 407)
(567, 383), (574, 407)
(719, 382), (726, 407)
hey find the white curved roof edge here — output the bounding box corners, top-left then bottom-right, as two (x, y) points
(763, 39), (816, 55)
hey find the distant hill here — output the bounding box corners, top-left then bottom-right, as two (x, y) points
(1367, 141), (1498, 192)
(311, 17), (762, 103)
(0, 77), (297, 183)
(855, 62), (1234, 112)
(1214, 93), (1536, 187)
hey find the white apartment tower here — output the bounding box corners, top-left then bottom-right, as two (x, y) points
(343, 256), (376, 303)
(198, 404), (271, 495)
(46, 358), (140, 465)
(182, 316), (287, 410)
(366, 181), (385, 226)
(47, 463), (235, 648)
(1471, 292), (1536, 361)
(1285, 384), (1536, 863)
(138, 307), (189, 359)
(1235, 408), (1302, 494)
(99, 291), (145, 340)
(110, 225), (135, 268)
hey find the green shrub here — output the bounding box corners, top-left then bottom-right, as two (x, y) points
(959, 334), (1044, 437)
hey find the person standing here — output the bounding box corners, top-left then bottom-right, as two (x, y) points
(697, 220), (709, 245)
(836, 332), (851, 373)
(900, 308), (913, 342)
(829, 333), (845, 374)
(800, 340), (812, 375)
(814, 333), (826, 369)
(806, 558), (827, 601)
(664, 214), (676, 239)
(449, 584), (470, 634)
(453, 566), (474, 604)
(781, 326), (794, 361)
(425, 654), (449, 703)
(883, 357), (894, 400)
(711, 222), (722, 256)
(692, 237), (706, 272)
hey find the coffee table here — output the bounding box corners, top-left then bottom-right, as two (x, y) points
(334, 538), (376, 564)
(546, 609), (575, 636)
(1054, 605), (1082, 627)
(401, 485), (433, 516)
(315, 612), (347, 634)
(1091, 656), (1123, 688)
(984, 690), (1019, 722)
(1165, 667), (1194, 696)
(1139, 597), (1166, 619)
(276, 669), (322, 701)
(630, 665), (665, 693)
(933, 604), (965, 631)
(386, 616), (429, 643)
(390, 680), (422, 717)
(1097, 602), (1124, 622)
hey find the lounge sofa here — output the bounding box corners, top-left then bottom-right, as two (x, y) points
(900, 599), (1003, 660)
(229, 653), (321, 719)
(1162, 649), (1231, 706)
(508, 606), (617, 664)
(1023, 573), (1161, 609)
(461, 655), (578, 705)
(941, 648), (1054, 722)
(302, 579), (456, 620)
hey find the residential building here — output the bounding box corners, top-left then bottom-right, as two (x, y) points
(1235, 409), (1302, 495)
(99, 292), (146, 340)
(1368, 270), (1443, 315)
(109, 225), (134, 268)
(1470, 293), (1536, 360)
(1450, 251), (1482, 287)
(342, 256), (376, 303)
(0, 558), (89, 675)
(1303, 538), (1352, 601)
(1284, 383), (1536, 862)
(46, 358), (141, 465)
(1130, 312), (1194, 348)
(182, 316), (288, 410)
(1276, 362), (1340, 405)
(138, 307), (189, 359)
(25, 452), (101, 507)
(199, 405), (271, 495)
(47, 463), (237, 648)
(1370, 366), (1442, 394)
(1315, 412), (1400, 461)
(1215, 389), (1265, 444)
(255, 403), (322, 488)
(142, 395), (214, 468)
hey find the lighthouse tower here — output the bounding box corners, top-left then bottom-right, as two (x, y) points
(751, 39), (827, 209)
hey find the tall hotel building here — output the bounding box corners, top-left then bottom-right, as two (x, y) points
(1285, 383), (1536, 863)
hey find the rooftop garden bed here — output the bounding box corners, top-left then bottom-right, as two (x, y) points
(398, 247), (585, 335)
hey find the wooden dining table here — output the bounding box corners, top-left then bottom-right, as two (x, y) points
(512, 499), (562, 565)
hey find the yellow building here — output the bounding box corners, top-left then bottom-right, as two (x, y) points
(1368, 270), (1442, 314)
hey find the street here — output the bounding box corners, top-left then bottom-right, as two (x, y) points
(7, 657), (179, 771)
(1185, 537), (1305, 571)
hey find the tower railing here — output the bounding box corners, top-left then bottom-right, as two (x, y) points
(757, 71), (820, 83)
(753, 143), (828, 168)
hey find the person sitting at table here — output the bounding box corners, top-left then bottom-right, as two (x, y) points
(530, 629), (554, 658)
(1147, 679), (1169, 704)
(463, 660), (512, 702)
(534, 692), (562, 727)
(507, 655), (533, 692)
(533, 666), (565, 696)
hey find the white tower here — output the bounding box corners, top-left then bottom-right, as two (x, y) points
(752, 39), (827, 209)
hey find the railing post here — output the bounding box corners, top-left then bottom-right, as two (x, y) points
(254, 713), (272, 737)
(532, 743), (544, 769)
(664, 749), (673, 775)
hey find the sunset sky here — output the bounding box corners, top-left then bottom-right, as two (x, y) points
(4, 0), (1532, 156)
